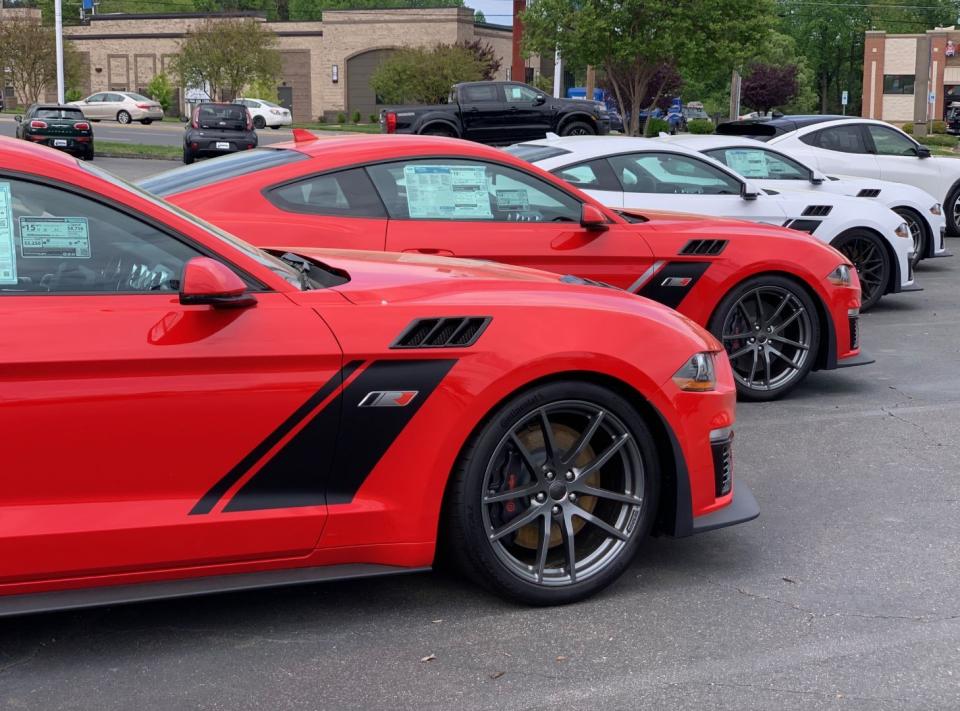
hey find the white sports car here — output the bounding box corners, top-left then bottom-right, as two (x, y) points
(660, 133), (949, 267)
(507, 135), (917, 309)
(234, 98), (292, 129)
(718, 116), (960, 237)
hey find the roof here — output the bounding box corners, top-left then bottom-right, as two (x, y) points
(716, 115), (846, 140)
(513, 135), (711, 165)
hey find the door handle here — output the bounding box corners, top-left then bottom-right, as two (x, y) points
(403, 248), (455, 256)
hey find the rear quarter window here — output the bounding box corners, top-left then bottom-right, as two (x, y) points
(138, 149), (309, 197)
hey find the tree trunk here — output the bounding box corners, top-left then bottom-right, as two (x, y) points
(820, 72), (829, 114)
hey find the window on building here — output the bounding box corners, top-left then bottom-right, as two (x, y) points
(883, 75), (915, 95)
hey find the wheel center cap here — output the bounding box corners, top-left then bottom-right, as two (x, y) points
(758, 335), (768, 344)
(549, 482), (567, 501)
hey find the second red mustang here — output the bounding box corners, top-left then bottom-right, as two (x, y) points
(143, 134), (869, 401)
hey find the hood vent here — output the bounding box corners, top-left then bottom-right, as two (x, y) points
(801, 204), (833, 217)
(857, 188), (881, 198)
(679, 239), (727, 256)
(392, 317), (491, 349)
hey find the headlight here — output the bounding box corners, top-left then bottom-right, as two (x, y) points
(672, 352), (716, 391)
(931, 203), (942, 216)
(894, 222), (910, 239)
(827, 264), (852, 286)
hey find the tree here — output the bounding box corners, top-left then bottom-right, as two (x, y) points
(287, 0), (462, 22)
(522, 0), (776, 135)
(370, 44), (485, 104)
(741, 63), (798, 114)
(457, 39), (501, 80)
(171, 18), (281, 102)
(146, 73), (173, 113)
(474, 9), (485, 23)
(0, 19), (79, 104)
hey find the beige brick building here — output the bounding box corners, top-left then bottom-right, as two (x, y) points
(44, 8), (524, 122)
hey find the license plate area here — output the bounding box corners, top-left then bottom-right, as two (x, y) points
(215, 141), (230, 150)
(53, 139), (68, 147)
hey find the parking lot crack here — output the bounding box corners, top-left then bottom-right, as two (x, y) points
(881, 407), (949, 447)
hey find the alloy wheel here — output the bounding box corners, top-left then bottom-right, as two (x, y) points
(896, 210), (924, 266)
(838, 236), (885, 306)
(953, 192), (960, 230)
(480, 402), (645, 587)
(721, 286), (812, 394)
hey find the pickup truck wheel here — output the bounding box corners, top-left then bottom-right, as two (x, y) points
(561, 121), (595, 137)
(421, 126), (455, 137)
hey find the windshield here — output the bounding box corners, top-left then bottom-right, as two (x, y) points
(77, 160), (307, 289)
(138, 148), (308, 197)
(503, 144), (572, 162)
(34, 108), (85, 120)
(125, 93), (152, 102)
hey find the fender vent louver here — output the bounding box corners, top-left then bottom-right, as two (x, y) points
(392, 317), (492, 349)
(801, 204), (833, 217)
(857, 188), (881, 198)
(679, 239), (728, 256)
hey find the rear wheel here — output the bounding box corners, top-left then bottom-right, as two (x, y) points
(561, 121), (595, 137)
(894, 207), (926, 267)
(84, 144), (95, 161)
(421, 125), (455, 137)
(182, 146), (195, 165)
(253, 115), (266, 130)
(140, 119), (153, 125)
(831, 229), (889, 311)
(710, 275), (819, 402)
(444, 380), (659, 605)
(117, 110), (131, 125)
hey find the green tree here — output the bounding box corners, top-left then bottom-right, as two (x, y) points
(474, 9), (485, 23)
(0, 19), (80, 104)
(370, 44), (485, 104)
(146, 73), (173, 113)
(522, 0), (776, 135)
(171, 18), (281, 102)
(288, 0), (462, 22)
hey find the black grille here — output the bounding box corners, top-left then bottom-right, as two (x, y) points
(857, 188), (881, 198)
(391, 317), (491, 349)
(679, 239), (727, 256)
(801, 204), (833, 217)
(849, 315), (861, 351)
(711, 438), (733, 497)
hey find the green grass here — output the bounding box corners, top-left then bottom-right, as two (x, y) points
(96, 141), (181, 160)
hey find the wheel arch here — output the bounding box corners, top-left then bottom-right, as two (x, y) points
(558, 112), (598, 133)
(892, 204), (931, 259)
(832, 226), (899, 296)
(416, 118), (461, 137)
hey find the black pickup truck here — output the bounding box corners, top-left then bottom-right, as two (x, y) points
(380, 81), (611, 145)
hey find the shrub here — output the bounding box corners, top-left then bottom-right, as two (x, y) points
(687, 118), (714, 134)
(318, 115), (326, 123)
(369, 113), (377, 124)
(918, 134), (957, 147)
(337, 112), (346, 124)
(65, 88), (83, 103)
(901, 122), (914, 135)
(352, 110), (361, 124)
(932, 120), (947, 134)
(370, 44), (485, 105)
(644, 117), (670, 136)
(146, 73), (173, 113)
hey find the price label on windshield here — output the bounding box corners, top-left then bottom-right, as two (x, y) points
(18, 217), (91, 258)
(0, 183), (18, 284)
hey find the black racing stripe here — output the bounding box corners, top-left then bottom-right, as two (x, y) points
(638, 261), (711, 310)
(326, 359), (457, 505)
(189, 360), (363, 515)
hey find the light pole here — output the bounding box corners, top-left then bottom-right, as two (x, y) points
(55, 0), (65, 104)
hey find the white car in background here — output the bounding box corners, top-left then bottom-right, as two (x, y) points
(718, 116), (960, 237)
(661, 133), (949, 266)
(507, 135), (917, 309)
(234, 98), (292, 129)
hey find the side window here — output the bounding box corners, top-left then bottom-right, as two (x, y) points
(812, 125), (868, 154)
(87, 94), (105, 103)
(504, 85), (540, 103)
(608, 153), (741, 195)
(866, 125), (918, 156)
(704, 148), (809, 180)
(366, 159), (582, 223)
(461, 85), (500, 103)
(0, 178), (201, 294)
(552, 159), (621, 190)
(266, 168), (387, 218)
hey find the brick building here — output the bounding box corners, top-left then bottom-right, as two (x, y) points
(2, 7), (530, 122)
(862, 27), (960, 124)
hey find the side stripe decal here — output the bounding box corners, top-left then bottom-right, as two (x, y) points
(189, 360), (363, 515)
(638, 261), (711, 309)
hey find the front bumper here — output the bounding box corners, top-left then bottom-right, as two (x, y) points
(691, 482), (759, 534)
(837, 350), (876, 368)
(930, 227), (953, 257)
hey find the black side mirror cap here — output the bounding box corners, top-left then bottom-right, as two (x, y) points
(917, 145), (931, 159)
(534, 94), (547, 106)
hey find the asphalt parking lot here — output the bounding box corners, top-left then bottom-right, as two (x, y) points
(1, 157), (958, 711)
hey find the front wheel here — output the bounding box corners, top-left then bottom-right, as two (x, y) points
(117, 110), (131, 125)
(710, 275), (820, 402)
(831, 229), (890, 311)
(894, 208), (926, 267)
(946, 183), (960, 236)
(444, 381), (659, 605)
(561, 121), (595, 137)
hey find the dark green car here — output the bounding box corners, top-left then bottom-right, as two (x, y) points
(15, 104), (95, 160)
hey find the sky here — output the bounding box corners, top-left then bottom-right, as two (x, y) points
(467, 0), (516, 26)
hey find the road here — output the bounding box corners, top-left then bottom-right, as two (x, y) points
(0, 115), (362, 147)
(1, 158), (959, 710)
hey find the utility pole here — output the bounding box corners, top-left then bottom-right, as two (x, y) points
(511, 0), (525, 83)
(585, 65), (596, 102)
(552, 48), (563, 98)
(729, 70), (741, 121)
(55, 0), (65, 104)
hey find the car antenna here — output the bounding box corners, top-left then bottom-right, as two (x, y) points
(293, 128), (318, 143)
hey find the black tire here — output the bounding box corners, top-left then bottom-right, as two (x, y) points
(946, 183), (960, 236)
(182, 146), (195, 165)
(420, 125), (455, 137)
(561, 120), (596, 137)
(85, 144), (94, 161)
(443, 380), (659, 606)
(894, 207), (926, 267)
(270, 125), (280, 130)
(831, 229), (890, 311)
(117, 110), (131, 125)
(709, 275), (820, 402)
(140, 119), (153, 125)
(253, 115), (266, 130)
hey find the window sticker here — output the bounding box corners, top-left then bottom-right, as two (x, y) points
(18, 217), (91, 258)
(724, 149), (769, 179)
(403, 165), (492, 219)
(495, 189), (530, 210)
(0, 183), (18, 284)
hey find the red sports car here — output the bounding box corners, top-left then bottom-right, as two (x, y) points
(0, 137), (756, 612)
(144, 133), (869, 402)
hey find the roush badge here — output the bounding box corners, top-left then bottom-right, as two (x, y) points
(358, 390), (419, 408)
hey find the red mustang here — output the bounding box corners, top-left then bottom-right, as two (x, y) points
(0, 137), (755, 612)
(146, 134), (869, 401)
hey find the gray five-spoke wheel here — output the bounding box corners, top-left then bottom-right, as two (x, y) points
(480, 402), (644, 587)
(896, 210), (924, 267)
(722, 286), (812, 394)
(952, 192), (960, 231)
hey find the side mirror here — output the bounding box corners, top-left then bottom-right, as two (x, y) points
(810, 169), (826, 185)
(917, 145), (931, 159)
(13, 115), (21, 124)
(741, 181), (761, 201)
(580, 203), (609, 231)
(179, 257), (256, 308)
(534, 94), (547, 106)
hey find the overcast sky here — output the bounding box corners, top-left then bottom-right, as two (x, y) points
(468, 0), (515, 26)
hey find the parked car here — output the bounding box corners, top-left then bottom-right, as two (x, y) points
(683, 102), (711, 123)
(69, 91), (163, 125)
(508, 135), (915, 310)
(380, 81), (611, 144)
(946, 102), (960, 136)
(663, 133), (950, 266)
(182, 103), (257, 164)
(14, 104), (94, 160)
(0, 134), (757, 612)
(719, 116), (960, 235)
(235, 97), (292, 129)
(141, 134), (867, 401)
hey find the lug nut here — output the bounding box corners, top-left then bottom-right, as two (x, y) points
(565, 471), (574, 481)
(535, 492), (546, 503)
(568, 493), (577, 502)
(545, 471), (555, 481)
(551, 505), (561, 515)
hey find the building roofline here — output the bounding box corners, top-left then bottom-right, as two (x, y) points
(474, 21), (512, 31)
(89, 11), (266, 22)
